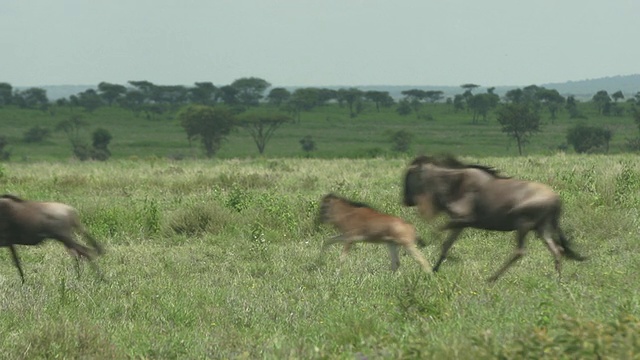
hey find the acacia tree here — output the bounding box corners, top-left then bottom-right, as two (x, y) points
(496, 103), (541, 155)
(285, 88), (319, 122)
(97, 82), (127, 106)
(189, 82), (218, 105)
(238, 113), (292, 154)
(178, 105), (235, 158)
(266, 87), (291, 106)
(467, 92), (499, 123)
(364, 90), (394, 112)
(592, 90), (611, 115)
(231, 77), (271, 107)
(337, 87), (364, 118)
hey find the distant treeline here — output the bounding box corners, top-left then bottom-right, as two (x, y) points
(2, 78), (639, 122)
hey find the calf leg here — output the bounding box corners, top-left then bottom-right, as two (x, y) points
(9, 246), (25, 284)
(404, 243), (433, 274)
(387, 243), (400, 271)
(433, 228), (463, 272)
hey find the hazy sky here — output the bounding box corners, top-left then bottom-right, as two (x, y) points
(1, 0), (638, 88)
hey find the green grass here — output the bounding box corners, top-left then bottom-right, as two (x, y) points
(1, 101), (638, 161)
(0, 155), (639, 358)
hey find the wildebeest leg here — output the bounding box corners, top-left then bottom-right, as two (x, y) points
(9, 246), (25, 284)
(322, 234), (346, 249)
(432, 228), (463, 272)
(404, 243), (433, 273)
(537, 226), (563, 278)
(488, 227), (528, 282)
(387, 243), (400, 271)
(340, 242), (353, 262)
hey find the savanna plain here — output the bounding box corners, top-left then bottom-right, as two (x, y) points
(1, 155), (640, 359)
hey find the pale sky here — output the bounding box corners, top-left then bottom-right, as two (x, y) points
(1, 0), (638, 88)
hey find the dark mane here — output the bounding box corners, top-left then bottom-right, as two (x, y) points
(410, 154), (509, 179)
(0, 194), (26, 202)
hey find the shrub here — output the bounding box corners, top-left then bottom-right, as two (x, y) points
(299, 135), (316, 156)
(566, 124), (612, 154)
(388, 129), (413, 153)
(23, 125), (51, 143)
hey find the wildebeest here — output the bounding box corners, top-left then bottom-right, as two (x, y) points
(0, 194), (105, 283)
(317, 193), (432, 273)
(403, 155), (585, 282)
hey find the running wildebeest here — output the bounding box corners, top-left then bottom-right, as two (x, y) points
(0, 194), (105, 283)
(402, 155), (585, 282)
(317, 193), (432, 273)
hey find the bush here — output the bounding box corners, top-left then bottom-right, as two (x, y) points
(299, 135), (316, 157)
(23, 125), (51, 143)
(566, 124), (612, 154)
(388, 129), (413, 153)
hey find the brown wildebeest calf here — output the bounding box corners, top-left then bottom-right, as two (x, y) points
(402, 155), (585, 282)
(0, 194), (105, 283)
(317, 193), (432, 273)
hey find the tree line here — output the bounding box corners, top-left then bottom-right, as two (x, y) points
(1, 77), (640, 158)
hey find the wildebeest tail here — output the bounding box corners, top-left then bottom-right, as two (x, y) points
(558, 231), (586, 261)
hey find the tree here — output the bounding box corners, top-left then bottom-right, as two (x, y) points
(460, 84), (480, 93)
(23, 126), (51, 143)
(388, 130), (413, 153)
(238, 113), (292, 154)
(299, 135), (316, 157)
(97, 82), (127, 106)
(13, 87), (48, 110)
(128, 80), (156, 102)
(396, 99), (412, 116)
(0, 83), (12, 106)
(55, 115), (92, 160)
(119, 90), (146, 113)
(77, 89), (103, 112)
(178, 105), (235, 158)
(337, 88), (364, 118)
(266, 87), (291, 106)
(537, 89), (565, 122)
(218, 85), (240, 106)
(286, 88), (319, 122)
(592, 90), (611, 115)
(565, 95), (583, 119)
(231, 77), (271, 107)
(496, 103), (541, 155)
(55, 114), (88, 145)
(189, 82), (218, 105)
(401, 89), (427, 117)
(91, 128), (112, 160)
(452, 94), (465, 112)
(566, 124), (612, 153)
(467, 92), (499, 123)
(364, 91), (394, 112)
(611, 90), (625, 103)
(424, 90), (444, 104)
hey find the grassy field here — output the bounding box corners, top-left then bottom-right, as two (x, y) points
(1, 155), (639, 358)
(0, 101), (638, 161)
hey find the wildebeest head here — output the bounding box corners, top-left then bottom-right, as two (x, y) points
(402, 154), (506, 220)
(318, 193), (371, 225)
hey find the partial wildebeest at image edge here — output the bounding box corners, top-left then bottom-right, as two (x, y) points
(0, 194), (105, 283)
